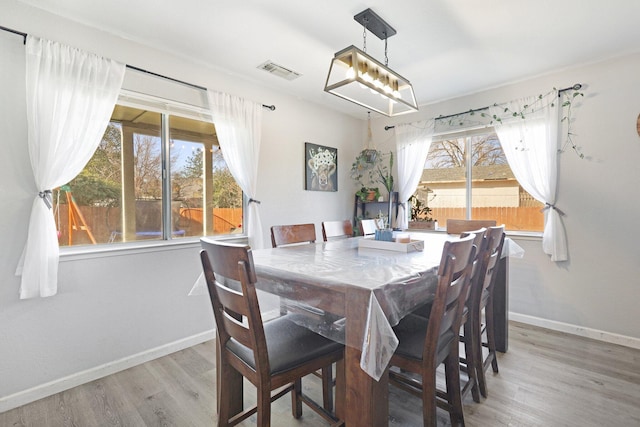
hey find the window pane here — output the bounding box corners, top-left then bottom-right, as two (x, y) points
(420, 137), (467, 221)
(416, 131), (543, 232)
(58, 103), (244, 248)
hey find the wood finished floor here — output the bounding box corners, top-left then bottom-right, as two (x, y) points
(2, 321), (640, 426)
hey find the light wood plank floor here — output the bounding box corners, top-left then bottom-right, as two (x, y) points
(2, 322), (639, 426)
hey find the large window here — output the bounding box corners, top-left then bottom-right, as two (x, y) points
(415, 130), (543, 232)
(55, 102), (243, 246)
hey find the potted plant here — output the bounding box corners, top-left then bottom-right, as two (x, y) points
(408, 194), (437, 230)
(351, 150), (394, 197)
(356, 186), (380, 202)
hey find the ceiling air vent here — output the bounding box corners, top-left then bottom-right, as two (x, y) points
(257, 61), (302, 81)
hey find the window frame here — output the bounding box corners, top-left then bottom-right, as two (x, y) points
(59, 89), (247, 256)
(423, 126), (543, 235)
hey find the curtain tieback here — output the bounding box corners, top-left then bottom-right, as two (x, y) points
(248, 198), (261, 205)
(541, 203), (564, 216)
(39, 190), (53, 209)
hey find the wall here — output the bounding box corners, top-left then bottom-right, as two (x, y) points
(373, 52), (640, 345)
(0, 1), (362, 411)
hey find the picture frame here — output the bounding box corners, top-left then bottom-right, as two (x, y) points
(305, 142), (338, 192)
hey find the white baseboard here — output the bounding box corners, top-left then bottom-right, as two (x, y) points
(0, 329), (215, 414)
(510, 312), (640, 350)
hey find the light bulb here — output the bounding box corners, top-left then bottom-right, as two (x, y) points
(346, 67), (356, 79)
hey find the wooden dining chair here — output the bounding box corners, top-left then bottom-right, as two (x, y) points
(321, 220), (353, 241)
(389, 234), (476, 426)
(359, 219), (378, 237)
(200, 238), (344, 427)
(457, 228), (488, 404)
(270, 223), (337, 412)
(446, 219), (497, 235)
(270, 223), (317, 247)
(462, 225), (505, 399)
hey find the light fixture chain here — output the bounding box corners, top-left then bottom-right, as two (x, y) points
(362, 18), (368, 52)
(384, 36), (389, 66)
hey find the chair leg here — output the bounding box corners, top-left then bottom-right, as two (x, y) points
(257, 383), (272, 427)
(291, 378), (303, 419)
(422, 369), (438, 427)
(485, 301), (499, 373)
(321, 365), (334, 412)
(217, 362), (234, 427)
(462, 320), (481, 403)
(445, 351), (466, 427)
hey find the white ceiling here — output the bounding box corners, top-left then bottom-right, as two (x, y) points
(17, 0), (640, 119)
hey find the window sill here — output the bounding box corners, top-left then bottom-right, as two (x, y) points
(59, 234), (248, 262)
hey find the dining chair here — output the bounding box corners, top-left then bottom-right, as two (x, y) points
(462, 225), (505, 398)
(359, 218), (378, 237)
(270, 223), (316, 247)
(389, 234), (476, 426)
(321, 219), (354, 241)
(410, 228), (487, 405)
(457, 228), (488, 404)
(270, 223), (338, 412)
(200, 238), (344, 427)
(446, 219), (497, 235)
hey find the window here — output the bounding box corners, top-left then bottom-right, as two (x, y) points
(415, 129), (543, 232)
(56, 101), (243, 247)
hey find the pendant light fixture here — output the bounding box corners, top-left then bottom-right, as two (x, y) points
(324, 8), (418, 117)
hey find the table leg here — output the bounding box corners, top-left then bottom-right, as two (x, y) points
(493, 256), (509, 352)
(344, 288), (389, 427)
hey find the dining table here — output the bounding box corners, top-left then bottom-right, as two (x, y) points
(245, 232), (523, 426)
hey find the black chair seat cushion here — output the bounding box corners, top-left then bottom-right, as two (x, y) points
(393, 314), (456, 364)
(226, 314), (342, 375)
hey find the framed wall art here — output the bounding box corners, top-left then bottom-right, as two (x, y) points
(305, 142), (337, 192)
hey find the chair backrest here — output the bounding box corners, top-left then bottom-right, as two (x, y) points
(322, 219), (353, 241)
(270, 223), (316, 248)
(199, 238), (269, 374)
(446, 219), (497, 235)
(359, 219), (378, 237)
(465, 225), (505, 315)
(460, 228), (487, 253)
(424, 234), (476, 364)
(479, 226), (506, 304)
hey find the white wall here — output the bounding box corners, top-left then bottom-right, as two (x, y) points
(0, 1), (362, 411)
(374, 52), (640, 344)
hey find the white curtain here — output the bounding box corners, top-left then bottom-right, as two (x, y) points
(16, 36), (125, 298)
(489, 93), (568, 261)
(395, 121), (434, 229)
(207, 91), (264, 249)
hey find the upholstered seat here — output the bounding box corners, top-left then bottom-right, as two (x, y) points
(226, 315), (343, 375)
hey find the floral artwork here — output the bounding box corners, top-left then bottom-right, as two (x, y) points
(305, 143), (337, 192)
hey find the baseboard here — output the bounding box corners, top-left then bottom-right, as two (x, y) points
(0, 329), (215, 414)
(510, 312), (640, 350)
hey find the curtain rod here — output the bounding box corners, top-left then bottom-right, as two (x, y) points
(0, 25), (276, 111)
(384, 83), (582, 131)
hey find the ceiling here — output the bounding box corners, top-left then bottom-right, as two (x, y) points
(17, 0), (640, 119)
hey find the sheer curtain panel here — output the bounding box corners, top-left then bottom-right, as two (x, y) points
(395, 121), (434, 229)
(16, 36), (125, 298)
(489, 94), (568, 261)
(207, 91), (264, 249)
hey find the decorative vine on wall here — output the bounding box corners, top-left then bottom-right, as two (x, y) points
(432, 86), (585, 158)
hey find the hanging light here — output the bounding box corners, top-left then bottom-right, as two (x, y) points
(324, 8), (418, 117)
